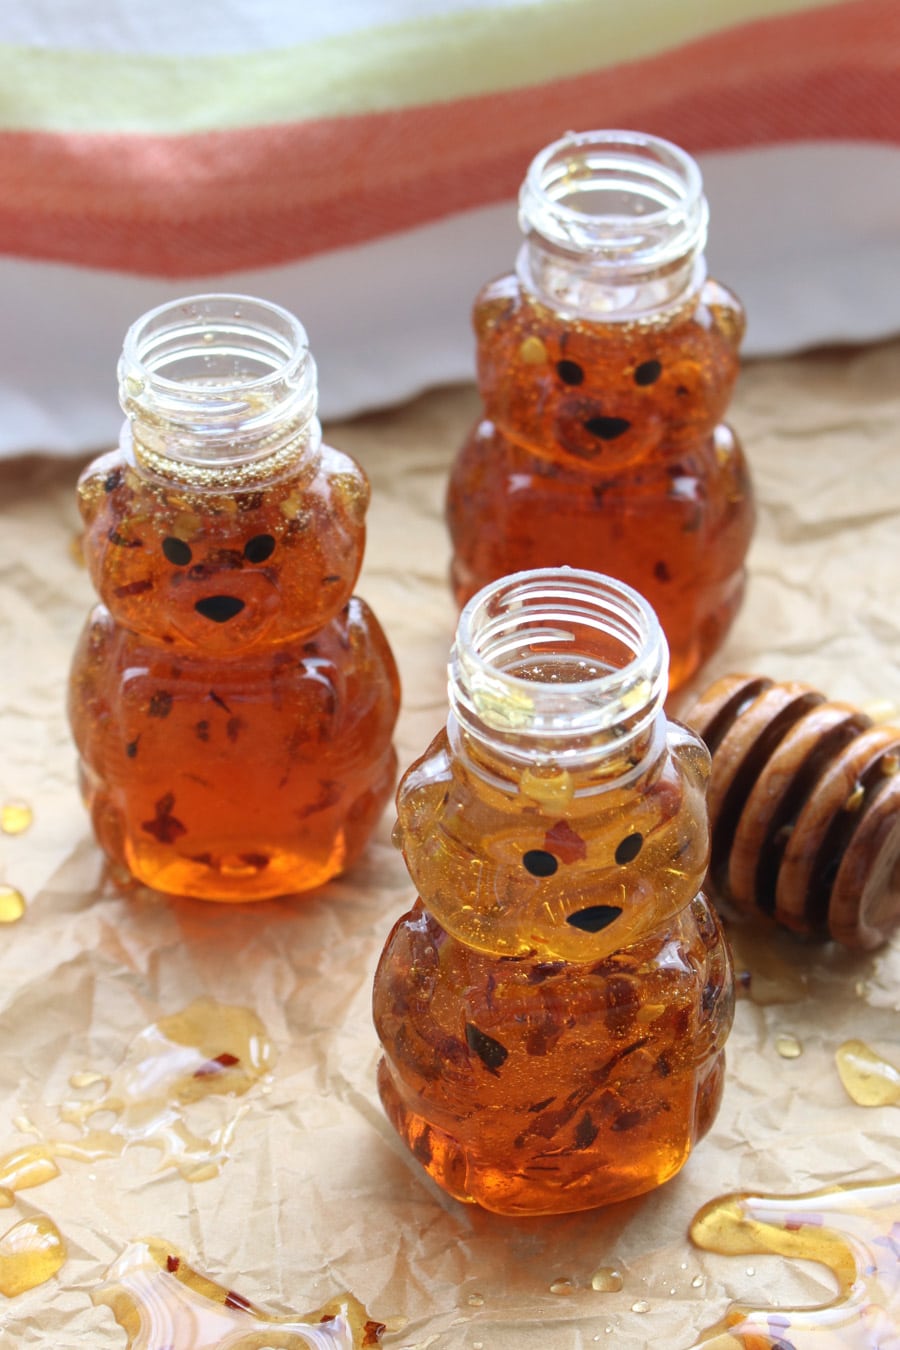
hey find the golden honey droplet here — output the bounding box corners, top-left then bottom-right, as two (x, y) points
(836, 1038), (900, 1107)
(519, 335), (548, 364)
(1, 801), (33, 836)
(881, 753), (900, 777)
(0, 886), (26, 924)
(775, 1032), (802, 1060)
(844, 783), (866, 812)
(466, 1292), (485, 1307)
(0, 1145), (59, 1194)
(591, 1266), (624, 1293)
(691, 1273), (704, 1288)
(630, 1299), (650, 1313)
(0, 1215), (67, 1297)
(550, 1277), (574, 1295)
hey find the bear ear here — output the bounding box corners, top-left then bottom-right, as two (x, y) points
(76, 455), (126, 526)
(704, 281), (746, 352)
(326, 461), (370, 531)
(472, 277), (517, 339)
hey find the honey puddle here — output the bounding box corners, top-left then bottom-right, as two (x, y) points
(0, 1214), (66, 1297)
(0, 998), (273, 1296)
(0, 885), (26, 924)
(688, 1174), (900, 1347)
(92, 1238), (384, 1349)
(0, 801), (33, 835)
(836, 1040), (900, 1107)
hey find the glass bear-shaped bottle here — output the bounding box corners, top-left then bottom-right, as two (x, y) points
(69, 294), (400, 900)
(374, 568), (734, 1215)
(446, 130), (754, 693)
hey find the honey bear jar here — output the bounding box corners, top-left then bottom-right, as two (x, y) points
(69, 294), (400, 900)
(446, 130), (754, 692)
(373, 569), (734, 1215)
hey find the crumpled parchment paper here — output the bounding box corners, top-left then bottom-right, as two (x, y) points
(1, 338), (900, 1348)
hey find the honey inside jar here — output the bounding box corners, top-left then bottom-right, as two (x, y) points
(374, 569), (734, 1214)
(447, 131), (754, 693)
(69, 295), (399, 900)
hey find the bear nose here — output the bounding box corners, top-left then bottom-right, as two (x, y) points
(566, 904), (623, 932)
(584, 416), (631, 441)
(194, 595), (246, 624)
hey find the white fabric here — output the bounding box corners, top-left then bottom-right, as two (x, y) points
(1, 142), (899, 457)
(0, 0), (529, 54)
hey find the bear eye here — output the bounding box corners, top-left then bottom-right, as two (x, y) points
(556, 359), (585, 386)
(523, 849), (558, 877)
(615, 833), (644, 864)
(162, 537), (192, 566)
(243, 534), (276, 563)
(634, 359), (662, 386)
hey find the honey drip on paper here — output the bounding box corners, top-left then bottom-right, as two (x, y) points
(0, 1001), (272, 1295)
(0, 801), (32, 835)
(0, 1214), (66, 1297)
(92, 1239), (384, 1349)
(0, 998), (273, 1296)
(688, 1174), (900, 1347)
(836, 1039), (900, 1107)
(0, 885), (26, 924)
(591, 1266), (625, 1293)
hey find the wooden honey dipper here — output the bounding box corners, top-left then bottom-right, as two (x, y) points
(683, 674), (900, 950)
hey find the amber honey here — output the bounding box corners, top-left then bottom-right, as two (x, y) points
(68, 296), (399, 900)
(446, 131), (754, 693)
(374, 570), (734, 1214)
(689, 1174), (900, 1347)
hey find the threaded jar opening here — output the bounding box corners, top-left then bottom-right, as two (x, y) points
(517, 130), (708, 319)
(449, 568), (668, 772)
(119, 294), (319, 484)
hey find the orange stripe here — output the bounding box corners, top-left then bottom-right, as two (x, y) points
(0, 0), (896, 277)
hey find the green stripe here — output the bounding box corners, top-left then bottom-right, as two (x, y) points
(0, 0), (851, 134)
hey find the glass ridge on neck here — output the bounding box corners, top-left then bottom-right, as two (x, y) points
(516, 130), (709, 322)
(118, 293), (320, 488)
(448, 568), (669, 783)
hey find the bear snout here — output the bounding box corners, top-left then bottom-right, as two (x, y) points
(194, 595), (246, 624)
(584, 415), (631, 441)
(566, 904), (623, 932)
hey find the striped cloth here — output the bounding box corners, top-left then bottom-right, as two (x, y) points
(1, 0), (898, 454)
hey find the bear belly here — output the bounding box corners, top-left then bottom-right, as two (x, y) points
(447, 425), (753, 692)
(373, 899), (733, 1215)
(69, 601), (398, 899)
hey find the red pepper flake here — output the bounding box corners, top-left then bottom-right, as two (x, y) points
(108, 528), (144, 549)
(141, 792), (187, 844)
(193, 1052), (240, 1079)
(543, 819), (587, 864)
(166, 1254), (180, 1273)
(363, 1319), (386, 1345)
(114, 578), (154, 598)
(224, 1289), (254, 1312)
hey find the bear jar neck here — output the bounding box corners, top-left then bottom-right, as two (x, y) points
(118, 294), (321, 489)
(448, 568), (669, 789)
(516, 130), (709, 323)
